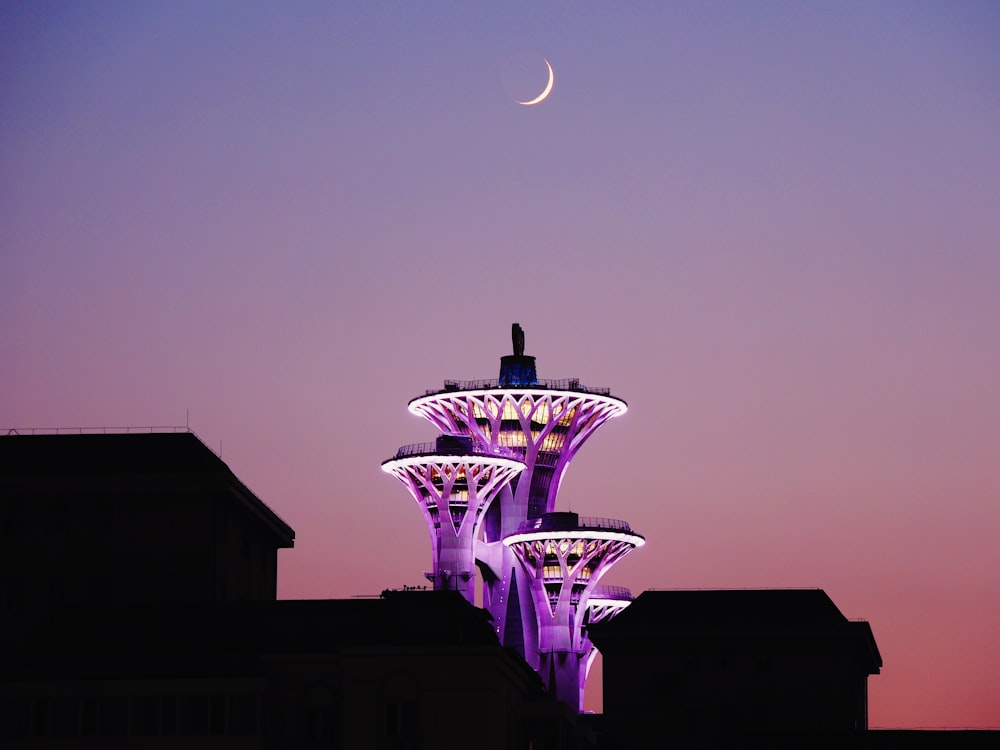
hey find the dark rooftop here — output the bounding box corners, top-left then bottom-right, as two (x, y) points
(1, 431), (229, 476)
(0, 431), (294, 546)
(613, 589), (849, 630)
(11, 592), (513, 667)
(589, 589), (882, 672)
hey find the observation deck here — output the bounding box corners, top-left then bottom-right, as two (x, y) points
(387, 437), (519, 463)
(504, 512), (645, 547)
(415, 377), (623, 401)
(408, 380), (626, 521)
(382, 435), (525, 603)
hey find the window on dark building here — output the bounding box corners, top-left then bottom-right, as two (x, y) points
(0, 696), (31, 738)
(209, 694), (227, 735)
(183, 695), (210, 735)
(81, 697), (98, 737)
(50, 697), (79, 738)
(230, 694), (259, 736)
(384, 701), (417, 740)
(304, 687), (340, 747)
(2, 578), (25, 613)
(161, 695), (178, 736)
(131, 695), (159, 737)
(683, 655), (702, 672)
(379, 672), (419, 748)
(100, 696), (128, 737)
(32, 697), (48, 737)
(2, 499), (25, 535)
(682, 705), (704, 733)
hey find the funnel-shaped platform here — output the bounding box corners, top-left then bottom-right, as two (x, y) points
(504, 512), (644, 710)
(382, 437), (524, 602)
(409, 383), (626, 521)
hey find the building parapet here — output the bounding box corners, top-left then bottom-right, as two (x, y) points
(6, 425), (191, 436)
(388, 441), (520, 461)
(421, 378), (614, 398)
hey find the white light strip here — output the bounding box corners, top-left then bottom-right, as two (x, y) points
(409, 389), (628, 417)
(503, 530), (645, 547)
(381, 455), (526, 473)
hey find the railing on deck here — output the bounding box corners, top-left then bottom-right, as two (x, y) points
(514, 515), (636, 535)
(388, 442), (519, 462)
(421, 378), (614, 398)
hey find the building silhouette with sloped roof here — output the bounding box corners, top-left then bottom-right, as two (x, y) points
(0, 431), (587, 748)
(2, 590), (573, 748)
(1, 431), (294, 647)
(588, 589), (881, 745)
(3, 430), (995, 747)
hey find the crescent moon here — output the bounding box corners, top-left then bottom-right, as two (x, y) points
(516, 59), (554, 106)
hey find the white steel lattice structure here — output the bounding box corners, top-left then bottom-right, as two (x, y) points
(504, 513), (644, 711)
(382, 438), (524, 603)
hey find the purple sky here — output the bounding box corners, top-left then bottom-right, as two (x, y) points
(2, 1), (998, 727)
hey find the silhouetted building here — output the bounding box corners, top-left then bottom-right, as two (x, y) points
(0, 432), (592, 748)
(5, 392), (991, 746)
(0, 591), (583, 749)
(1, 432), (294, 650)
(589, 589), (882, 746)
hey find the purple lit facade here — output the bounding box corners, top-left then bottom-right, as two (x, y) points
(384, 327), (643, 710)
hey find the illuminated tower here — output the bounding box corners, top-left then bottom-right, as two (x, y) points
(386, 324), (642, 710)
(381, 434), (524, 602)
(504, 512), (644, 710)
(406, 325), (629, 662)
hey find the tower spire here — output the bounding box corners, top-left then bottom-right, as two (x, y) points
(512, 322), (525, 356)
(499, 322), (537, 386)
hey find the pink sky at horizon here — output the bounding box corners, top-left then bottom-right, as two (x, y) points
(2, 1), (998, 728)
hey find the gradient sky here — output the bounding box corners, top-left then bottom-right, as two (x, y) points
(2, 1), (998, 728)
